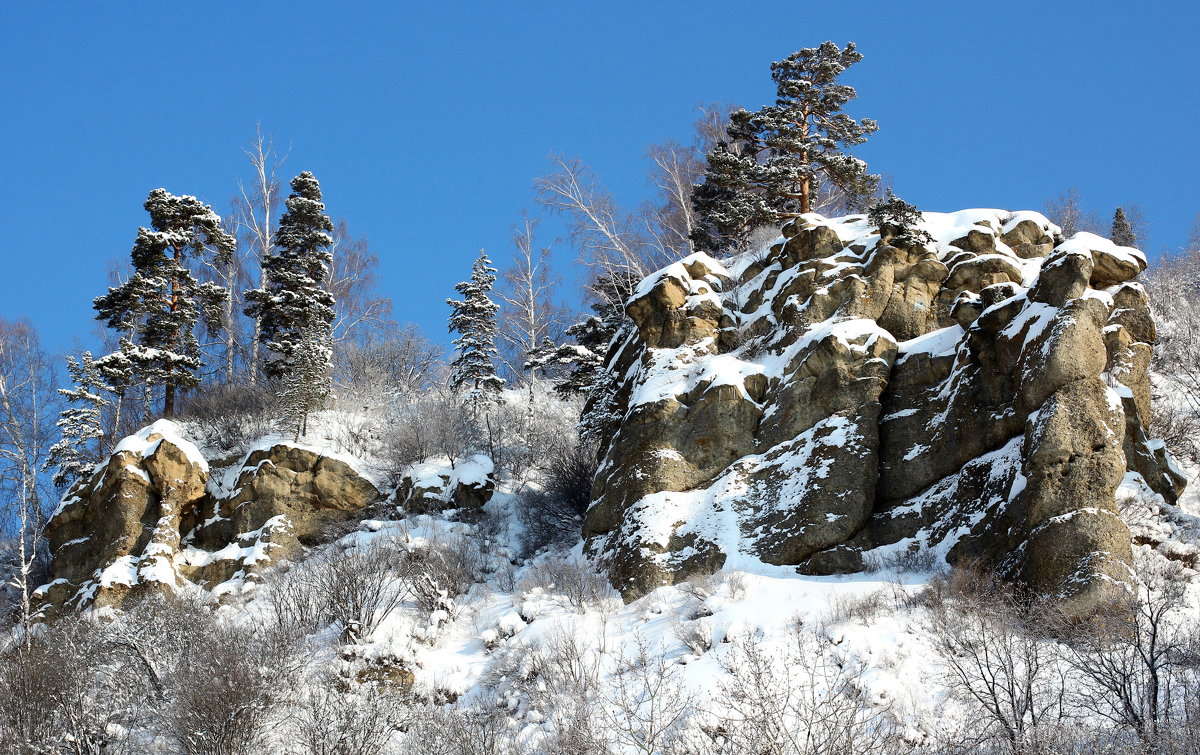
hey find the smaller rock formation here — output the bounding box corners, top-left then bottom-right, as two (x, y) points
(38, 421), (382, 612)
(395, 455), (496, 514)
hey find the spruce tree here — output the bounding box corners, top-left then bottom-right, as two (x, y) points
(94, 189), (236, 417)
(45, 352), (110, 489)
(245, 171), (336, 380)
(693, 41), (879, 251)
(448, 251), (505, 403)
(1111, 207), (1137, 247)
(279, 322), (331, 441)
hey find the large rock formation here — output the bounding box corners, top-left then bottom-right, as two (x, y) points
(38, 421), (383, 612)
(583, 209), (1184, 618)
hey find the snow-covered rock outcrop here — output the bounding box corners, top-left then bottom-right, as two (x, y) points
(584, 209), (1184, 619)
(38, 421), (388, 612)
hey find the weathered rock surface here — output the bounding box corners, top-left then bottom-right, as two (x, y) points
(584, 210), (1178, 618)
(38, 422), (383, 612)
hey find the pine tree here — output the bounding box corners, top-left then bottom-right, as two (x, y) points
(279, 322), (331, 441)
(45, 352), (110, 489)
(867, 191), (933, 248)
(693, 41), (879, 251)
(94, 189), (236, 417)
(1112, 207), (1137, 247)
(448, 251), (505, 404)
(245, 171), (336, 380)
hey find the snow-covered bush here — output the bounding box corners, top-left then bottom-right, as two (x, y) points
(517, 554), (617, 612)
(711, 627), (907, 755)
(177, 381), (279, 457)
(408, 531), (484, 619)
(262, 541), (414, 642)
(292, 668), (411, 755)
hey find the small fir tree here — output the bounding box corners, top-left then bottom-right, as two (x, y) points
(245, 171), (336, 380)
(448, 251), (505, 404)
(45, 352), (111, 489)
(94, 189), (236, 417)
(867, 191), (933, 248)
(693, 41), (879, 251)
(279, 323), (332, 441)
(1111, 207), (1137, 247)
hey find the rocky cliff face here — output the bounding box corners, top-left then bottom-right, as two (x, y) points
(584, 209), (1184, 619)
(38, 421), (384, 612)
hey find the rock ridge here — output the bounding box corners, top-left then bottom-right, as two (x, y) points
(583, 209), (1184, 618)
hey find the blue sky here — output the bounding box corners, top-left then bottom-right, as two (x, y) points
(2, 1), (1197, 357)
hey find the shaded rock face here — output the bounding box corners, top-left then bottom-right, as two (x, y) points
(39, 422), (381, 612)
(584, 210), (1177, 619)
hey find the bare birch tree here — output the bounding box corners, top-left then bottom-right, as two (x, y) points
(235, 126), (287, 383)
(497, 213), (566, 377)
(0, 319), (59, 640)
(1043, 187), (1103, 237)
(328, 220), (394, 345)
(534, 154), (666, 314)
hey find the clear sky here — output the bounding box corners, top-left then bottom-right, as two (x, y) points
(2, 1), (1197, 357)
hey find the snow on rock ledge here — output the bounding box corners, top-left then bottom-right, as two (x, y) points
(584, 209), (1183, 620)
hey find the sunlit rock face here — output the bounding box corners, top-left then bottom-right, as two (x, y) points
(584, 209), (1182, 619)
(38, 421), (383, 613)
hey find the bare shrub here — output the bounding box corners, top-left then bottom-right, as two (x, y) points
(162, 624), (297, 755)
(263, 541), (414, 641)
(401, 704), (520, 755)
(821, 587), (890, 627)
(409, 532), (484, 618)
(291, 670), (410, 755)
(926, 566), (1068, 755)
(177, 382), (278, 455)
(0, 616), (123, 754)
(1056, 555), (1200, 750)
(479, 628), (605, 754)
(672, 614), (714, 656)
(382, 388), (478, 476)
(711, 627), (906, 755)
(603, 636), (696, 754)
(518, 437), (598, 554)
(517, 554), (617, 612)
(864, 546), (941, 574)
(328, 412), (385, 460)
(334, 324), (442, 409)
(103, 594), (302, 755)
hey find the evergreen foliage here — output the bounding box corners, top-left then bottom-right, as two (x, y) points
(93, 189), (236, 417)
(448, 251), (505, 403)
(245, 171), (336, 380)
(525, 270), (637, 399)
(867, 191), (933, 247)
(45, 353), (110, 490)
(693, 41), (879, 252)
(279, 323), (332, 441)
(1112, 207), (1137, 247)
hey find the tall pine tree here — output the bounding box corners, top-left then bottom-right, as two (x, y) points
(245, 171), (336, 380)
(693, 41), (879, 251)
(1111, 207), (1137, 247)
(45, 352), (110, 489)
(94, 189), (236, 417)
(448, 251), (505, 403)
